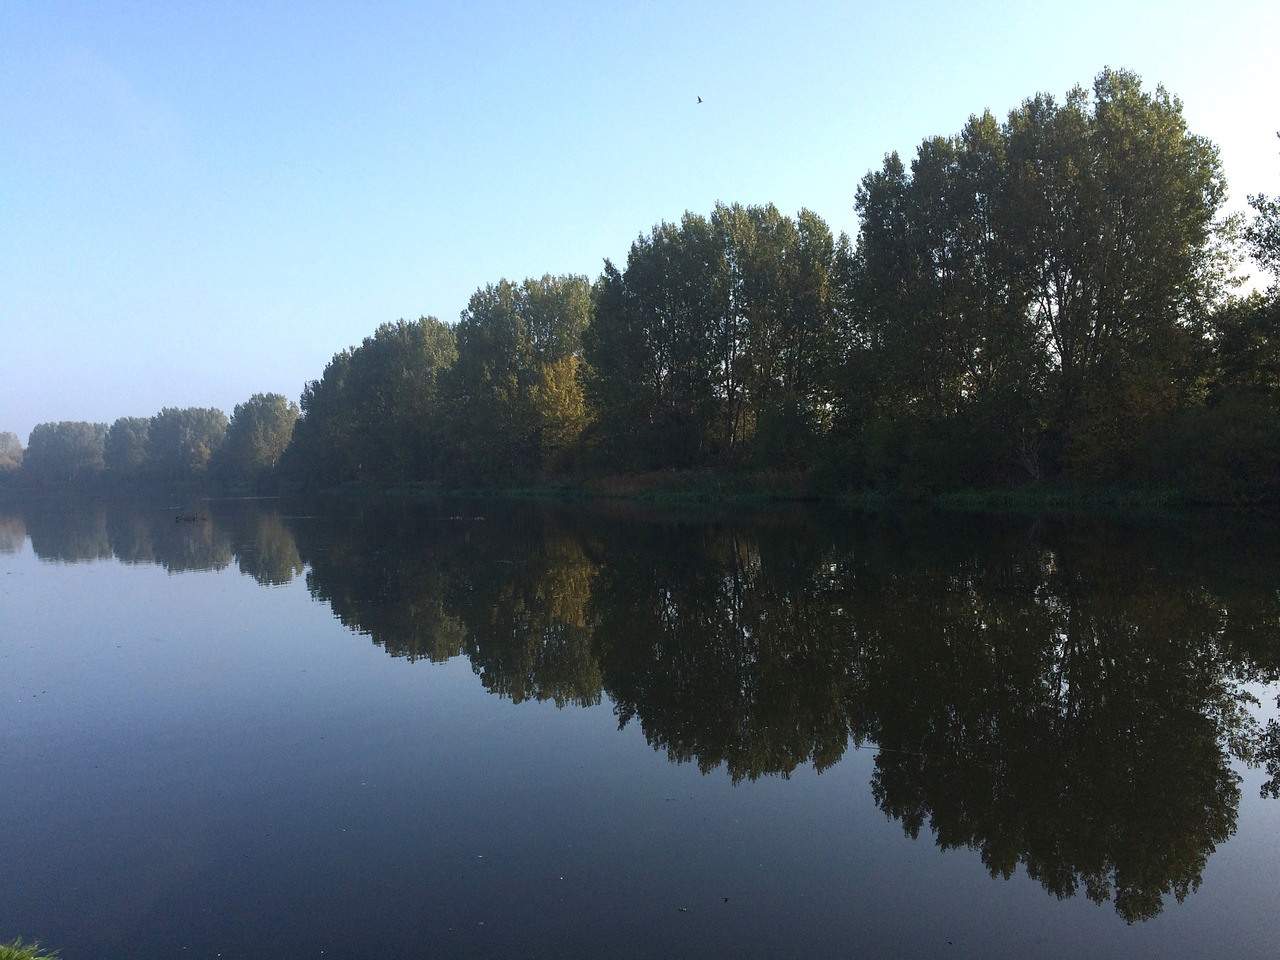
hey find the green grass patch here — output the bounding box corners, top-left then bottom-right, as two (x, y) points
(0, 939), (60, 960)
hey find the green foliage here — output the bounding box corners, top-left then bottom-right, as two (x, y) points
(1248, 193), (1280, 279)
(0, 939), (60, 960)
(852, 115), (1044, 419)
(445, 275), (592, 481)
(104, 416), (151, 478)
(847, 113), (1049, 487)
(1246, 134), (1280, 279)
(840, 68), (1230, 491)
(584, 203), (846, 473)
(147, 407), (228, 480)
(214, 392), (299, 483)
(23, 421), (108, 483)
(530, 354), (591, 472)
(1157, 287), (1280, 500)
(285, 317), (457, 484)
(1143, 396), (1280, 502)
(1208, 291), (1280, 398)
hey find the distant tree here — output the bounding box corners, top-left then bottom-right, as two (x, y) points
(147, 407), (228, 480)
(0, 431), (22, 472)
(214, 393), (299, 482)
(285, 317), (457, 484)
(285, 349), (357, 483)
(1214, 137), (1280, 400)
(742, 208), (849, 468)
(1248, 196), (1280, 280)
(584, 212), (727, 470)
(104, 417), (151, 478)
(1207, 293), (1280, 400)
(23, 421), (108, 483)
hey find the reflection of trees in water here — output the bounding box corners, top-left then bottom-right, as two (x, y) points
(296, 501), (601, 706)
(0, 511), (26, 554)
(17, 499), (294, 575)
(235, 511), (305, 585)
(106, 508), (159, 565)
(1260, 721), (1280, 800)
(292, 502), (1280, 921)
(23, 502), (113, 562)
(847, 525), (1252, 923)
(17, 496), (1278, 921)
(448, 520), (600, 707)
(128, 516), (233, 573)
(594, 520), (854, 780)
(295, 503), (465, 664)
(104, 508), (236, 571)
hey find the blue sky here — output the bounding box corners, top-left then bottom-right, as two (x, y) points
(3, 0), (1278, 442)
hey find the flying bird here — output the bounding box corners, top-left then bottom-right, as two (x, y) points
(697, 96), (703, 104)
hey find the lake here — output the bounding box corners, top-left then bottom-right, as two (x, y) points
(2, 496), (1279, 959)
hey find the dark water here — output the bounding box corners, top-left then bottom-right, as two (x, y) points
(2, 496), (1279, 959)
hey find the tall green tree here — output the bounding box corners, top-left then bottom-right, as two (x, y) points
(752, 208), (851, 464)
(843, 68), (1229, 487)
(585, 204), (845, 471)
(23, 421), (108, 483)
(285, 317), (456, 484)
(104, 416), (151, 479)
(446, 275), (592, 479)
(1169, 135), (1280, 501)
(214, 393), (300, 482)
(1005, 69), (1227, 476)
(1216, 133), (1280, 399)
(848, 112), (1048, 487)
(147, 407), (228, 481)
(586, 212), (730, 469)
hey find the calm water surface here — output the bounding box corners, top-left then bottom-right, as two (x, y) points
(2, 497), (1279, 959)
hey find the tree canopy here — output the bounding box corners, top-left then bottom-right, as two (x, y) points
(445, 275), (592, 480)
(285, 317), (457, 484)
(23, 421), (107, 483)
(584, 203), (847, 471)
(214, 393), (299, 482)
(845, 68), (1230, 488)
(147, 407), (228, 481)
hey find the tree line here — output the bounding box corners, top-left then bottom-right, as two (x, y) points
(8, 395), (299, 487)
(6, 68), (1279, 500)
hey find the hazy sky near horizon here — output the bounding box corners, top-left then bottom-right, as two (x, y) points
(4, 0), (1278, 443)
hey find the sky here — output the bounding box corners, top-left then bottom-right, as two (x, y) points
(3, 0), (1278, 443)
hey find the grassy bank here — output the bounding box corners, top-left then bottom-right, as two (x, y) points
(5, 469), (1276, 517)
(304, 470), (820, 505)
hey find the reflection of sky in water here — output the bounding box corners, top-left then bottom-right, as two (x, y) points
(2, 506), (1279, 959)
